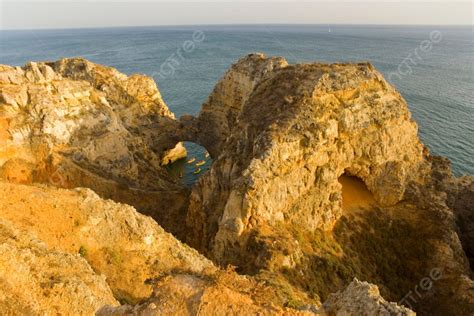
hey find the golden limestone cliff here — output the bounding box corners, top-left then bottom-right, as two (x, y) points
(186, 54), (472, 315)
(187, 53), (427, 257)
(0, 59), (188, 235)
(0, 55), (472, 315)
(0, 181), (214, 306)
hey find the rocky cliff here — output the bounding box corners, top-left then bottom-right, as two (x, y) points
(0, 179), (411, 315)
(187, 54), (426, 261)
(186, 54), (473, 315)
(0, 55), (472, 315)
(0, 58), (190, 236)
(0, 181), (213, 305)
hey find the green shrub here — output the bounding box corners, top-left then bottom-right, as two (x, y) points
(78, 245), (87, 257)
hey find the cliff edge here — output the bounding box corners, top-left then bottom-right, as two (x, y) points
(0, 55), (472, 315)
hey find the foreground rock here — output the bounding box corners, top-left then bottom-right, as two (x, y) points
(0, 181), (315, 314)
(98, 274), (414, 316)
(98, 270), (308, 316)
(0, 180), (213, 304)
(0, 59), (187, 236)
(0, 219), (118, 315)
(321, 278), (415, 316)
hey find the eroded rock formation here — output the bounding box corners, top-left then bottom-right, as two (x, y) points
(321, 278), (415, 315)
(187, 54), (426, 262)
(0, 180), (213, 305)
(0, 59), (188, 236)
(0, 55), (472, 315)
(195, 53), (288, 157)
(185, 54), (473, 315)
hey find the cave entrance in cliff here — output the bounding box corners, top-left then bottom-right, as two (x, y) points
(338, 172), (375, 211)
(166, 141), (212, 187)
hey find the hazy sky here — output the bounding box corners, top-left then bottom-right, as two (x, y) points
(1, 1), (473, 30)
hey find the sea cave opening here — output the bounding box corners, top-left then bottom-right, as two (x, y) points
(166, 141), (213, 187)
(338, 172), (375, 210)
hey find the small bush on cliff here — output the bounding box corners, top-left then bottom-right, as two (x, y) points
(78, 245), (87, 257)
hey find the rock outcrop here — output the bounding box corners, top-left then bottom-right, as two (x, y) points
(185, 54), (473, 315)
(187, 54), (426, 262)
(0, 59), (188, 236)
(0, 180), (213, 305)
(1, 55), (472, 316)
(321, 278), (415, 316)
(97, 270), (310, 316)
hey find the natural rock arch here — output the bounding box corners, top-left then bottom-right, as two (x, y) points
(185, 55), (426, 266)
(1, 55), (472, 315)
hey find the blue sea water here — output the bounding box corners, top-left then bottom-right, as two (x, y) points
(1, 25), (473, 183)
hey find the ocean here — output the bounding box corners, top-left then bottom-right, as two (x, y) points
(1, 25), (472, 185)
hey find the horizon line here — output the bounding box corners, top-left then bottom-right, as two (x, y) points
(1, 22), (473, 32)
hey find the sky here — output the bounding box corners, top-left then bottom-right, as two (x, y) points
(0, 0), (473, 30)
